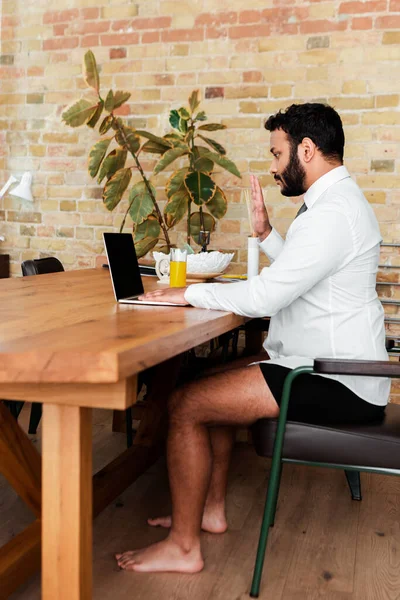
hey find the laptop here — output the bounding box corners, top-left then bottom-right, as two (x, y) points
(103, 232), (187, 306)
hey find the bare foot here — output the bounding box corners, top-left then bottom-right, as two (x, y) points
(148, 507), (227, 534)
(115, 538), (204, 573)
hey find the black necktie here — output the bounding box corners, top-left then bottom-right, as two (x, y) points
(295, 203), (307, 218)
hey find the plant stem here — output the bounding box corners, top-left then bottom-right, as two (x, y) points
(113, 117), (171, 250)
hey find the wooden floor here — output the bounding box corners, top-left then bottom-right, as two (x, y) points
(2, 405), (400, 600)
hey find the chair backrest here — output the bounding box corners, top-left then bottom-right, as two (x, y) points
(21, 257), (65, 277)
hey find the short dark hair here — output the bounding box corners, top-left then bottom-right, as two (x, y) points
(265, 103), (344, 163)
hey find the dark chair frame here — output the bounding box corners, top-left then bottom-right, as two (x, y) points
(250, 358), (400, 598)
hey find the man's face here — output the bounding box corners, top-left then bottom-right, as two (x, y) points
(269, 129), (307, 197)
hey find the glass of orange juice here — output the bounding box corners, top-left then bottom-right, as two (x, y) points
(169, 248), (187, 287)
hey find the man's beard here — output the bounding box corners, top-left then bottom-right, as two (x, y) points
(275, 145), (307, 197)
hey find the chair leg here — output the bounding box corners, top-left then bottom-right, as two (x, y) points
(250, 456), (283, 598)
(269, 464), (283, 528)
(28, 403), (42, 434)
(125, 407), (133, 448)
(344, 470), (362, 501)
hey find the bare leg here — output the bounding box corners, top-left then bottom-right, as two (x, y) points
(116, 364), (279, 573)
(148, 426), (234, 533)
(148, 351), (267, 532)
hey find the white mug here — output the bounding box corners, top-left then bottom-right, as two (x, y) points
(154, 252), (170, 284)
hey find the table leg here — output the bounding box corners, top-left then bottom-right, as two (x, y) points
(42, 404), (92, 600)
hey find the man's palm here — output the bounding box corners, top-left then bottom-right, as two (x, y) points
(250, 175), (271, 241)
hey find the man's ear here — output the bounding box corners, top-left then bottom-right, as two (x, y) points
(299, 137), (316, 163)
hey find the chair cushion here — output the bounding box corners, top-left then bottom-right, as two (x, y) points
(251, 403), (400, 470)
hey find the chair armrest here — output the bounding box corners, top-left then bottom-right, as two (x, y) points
(314, 358), (400, 377)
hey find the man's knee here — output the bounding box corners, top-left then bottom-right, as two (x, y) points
(168, 384), (197, 422)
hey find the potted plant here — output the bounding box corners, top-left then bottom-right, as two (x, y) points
(62, 50), (241, 257)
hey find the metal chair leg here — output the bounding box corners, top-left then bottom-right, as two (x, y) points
(269, 464), (283, 527)
(344, 470), (362, 501)
(250, 366), (313, 598)
(250, 452), (283, 597)
(28, 402), (42, 434)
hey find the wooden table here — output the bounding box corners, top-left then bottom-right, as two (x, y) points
(0, 268), (245, 599)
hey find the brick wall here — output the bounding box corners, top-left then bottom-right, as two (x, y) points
(1, 0), (400, 282)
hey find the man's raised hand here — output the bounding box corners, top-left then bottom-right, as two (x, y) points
(250, 175), (272, 241)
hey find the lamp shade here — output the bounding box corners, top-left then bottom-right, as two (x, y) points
(0, 175), (18, 198)
(10, 172), (33, 202)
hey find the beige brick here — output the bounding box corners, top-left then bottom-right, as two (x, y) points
(364, 191), (387, 205)
(60, 200), (77, 211)
(309, 2), (336, 18)
(40, 200), (59, 211)
(259, 37), (304, 52)
(30, 144), (46, 157)
(357, 175), (400, 189)
(76, 227), (94, 240)
(342, 80), (367, 95)
(171, 44), (189, 56)
(101, 4), (138, 17)
(383, 31), (400, 45)
(298, 50), (338, 65)
(306, 66), (330, 81)
(270, 85), (292, 98)
(375, 95), (399, 108)
(329, 96), (374, 110)
(363, 112), (400, 125)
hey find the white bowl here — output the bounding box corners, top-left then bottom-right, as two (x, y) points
(153, 251), (234, 274)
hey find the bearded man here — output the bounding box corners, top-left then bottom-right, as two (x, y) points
(116, 103), (389, 574)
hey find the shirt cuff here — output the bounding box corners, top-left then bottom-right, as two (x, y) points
(184, 283), (211, 308)
(258, 227), (284, 262)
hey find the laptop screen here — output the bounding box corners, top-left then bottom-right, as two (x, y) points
(103, 233), (144, 300)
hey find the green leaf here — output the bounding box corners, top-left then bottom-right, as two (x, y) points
(86, 101), (104, 129)
(197, 123), (227, 131)
(99, 114), (113, 135)
(134, 214), (161, 242)
(166, 167), (188, 198)
(189, 211), (216, 245)
(192, 146), (214, 173)
(98, 148), (127, 184)
(113, 90), (131, 110)
(197, 134), (226, 155)
(134, 236), (159, 259)
(105, 90), (114, 112)
(184, 171), (216, 206)
(201, 152), (242, 178)
(88, 137), (112, 178)
(178, 107), (190, 120)
(115, 125), (140, 154)
(141, 140), (170, 154)
(102, 168), (132, 211)
(164, 133), (184, 144)
(153, 145), (188, 175)
(205, 186), (227, 219)
(136, 130), (173, 149)
(83, 50), (100, 92)
(112, 117), (123, 130)
(164, 190), (190, 228)
(169, 109), (180, 130)
(188, 90), (200, 114)
(62, 98), (99, 128)
(128, 181), (156, 226)
(194, 111), (207, 122)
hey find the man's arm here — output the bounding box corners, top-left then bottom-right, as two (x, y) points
(184, 204), (353, 318)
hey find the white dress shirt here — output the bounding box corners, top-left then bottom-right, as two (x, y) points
(184, 166), (390, 406)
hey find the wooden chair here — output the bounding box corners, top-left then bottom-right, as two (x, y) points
(20, 258), (134, 446)
(249, 358), (400, 598)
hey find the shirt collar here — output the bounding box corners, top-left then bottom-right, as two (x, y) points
(303, 165), (350, 209)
